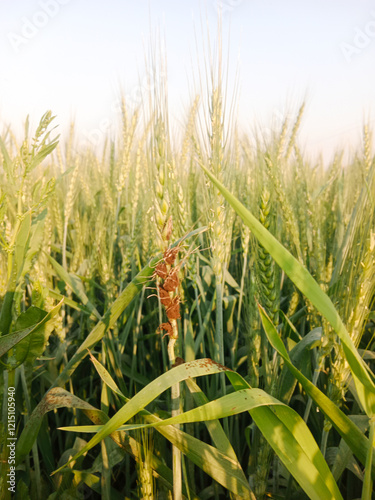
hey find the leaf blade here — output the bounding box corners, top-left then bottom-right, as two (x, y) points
(199, 163), (375, 416)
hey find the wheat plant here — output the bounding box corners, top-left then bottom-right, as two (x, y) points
(0, 41), (374, 500)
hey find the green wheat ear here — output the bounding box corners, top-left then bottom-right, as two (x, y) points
(256, 187), (279, 327)
(252, 186), (281, 497)
(136, 427), (155, 500)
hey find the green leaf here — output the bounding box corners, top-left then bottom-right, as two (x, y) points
(199, 163), (375, 417)
(47, 254), (101, 320)
(87, 349), (127, 401)
(28, 139), (59, 171)
(0, 300), (63, 358)
(253, 404), (342, 500)
(58, 388), (284, 434)
(257, 303), (375, 478)
(0, 134), (14, 181)
(52, 358), (254, 496)
(331, 415), (369, 481)
(76, 352), (202, 499)
(20, 209), (47, 279)
(15, 227), (206, 463)
(0, 212), (32, 336)
(16, 387), (108, 466)
(17, 383), (229, 498)
(61, 380), (341, 499)
(185, 377), (238, 461)
(85, 351), (248, 495)
(14, 306), (48, 364)
(362, 419), (375, 499)
(47, 288), (97, 317)
(279, 327), (321, 403)
(16, 252), (159, 462)
(223, 370), (343, 500)
(67, 410), (253, 499)
(14, 212), (32, 280)
(52, 359), (230, 474)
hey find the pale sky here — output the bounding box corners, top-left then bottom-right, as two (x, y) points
(1, 0), (375, 162)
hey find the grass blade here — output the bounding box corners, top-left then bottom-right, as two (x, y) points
(62, 384), (342, 499)
(223, 370), (343, 500)
(52, 359), (229, 474)
(48, 254), (101, 320)
(0, 300), (63, 357)
(199, 163), (375, 417)
(257, 303), (375, 477)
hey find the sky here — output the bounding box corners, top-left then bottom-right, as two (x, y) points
(0, 0), (375, 162)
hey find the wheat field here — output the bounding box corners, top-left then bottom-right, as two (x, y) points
(0, 52), (374, 500)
